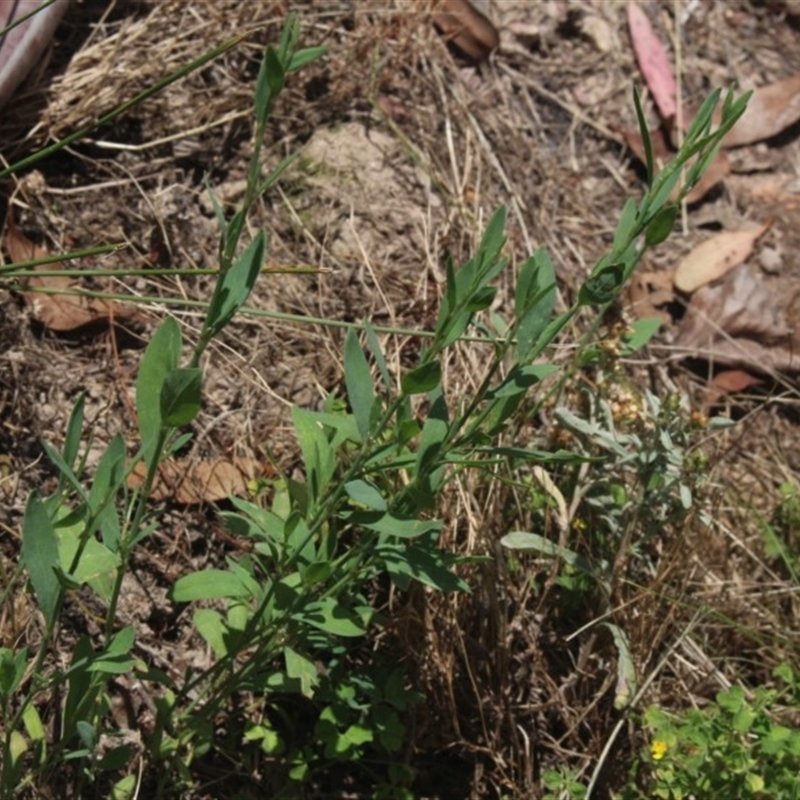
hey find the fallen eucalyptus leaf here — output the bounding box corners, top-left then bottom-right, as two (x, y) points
(673, 222), (770, 294)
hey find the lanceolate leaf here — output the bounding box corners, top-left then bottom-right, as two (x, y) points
(401, 360), (441, 396)
(515, 248), (557, 362)
(136, 316), (182, 464)
(203, 230), (266, 342)
(160, 367), (203, 427)
(344, 329), (375, 439)
(294, 598), (369, 637)
(21, 492), (61, 627)
(170, 569), (259, 602)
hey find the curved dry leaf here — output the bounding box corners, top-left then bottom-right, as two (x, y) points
(627, 0), (676, 120)
(128, 457), (268, 504)
(4, 214), (142, 332)
(432, 0), (499, 62)
(673, 222), (770, 294)
(675, 262), (797, 373)
(723, 74), (800, 147)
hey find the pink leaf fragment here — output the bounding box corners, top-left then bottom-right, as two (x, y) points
(0, 0), (67, 112)
(627, 0), (677, 120)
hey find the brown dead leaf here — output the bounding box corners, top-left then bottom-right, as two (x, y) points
(709, 369), (763, 394)
(726, 172), (800, 207)
(626, 269), (674, 323)
(432, 0), (499, 62)
(4, 213), (142, 332)
(701, 369), (764, 410)
(722, 74), (800, 147)
(128, 456), (268, 504)
(675, 262), (798, 372)
(673, 221), (771, 294)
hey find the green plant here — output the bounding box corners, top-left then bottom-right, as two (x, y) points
(501, 90), (747, 714)
(542, 765), (589, 800)
(1, 15), (326, 799)
(637, 664), (800, 799)
(760, 482), (800, 586)
(0, 12), (754, 796)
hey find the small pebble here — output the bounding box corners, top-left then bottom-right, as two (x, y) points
(758, 245), (782, 275)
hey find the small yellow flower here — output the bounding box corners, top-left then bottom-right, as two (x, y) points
(651, 739), (668, 761)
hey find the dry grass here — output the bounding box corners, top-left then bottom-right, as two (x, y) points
(2, 1), (800, 797)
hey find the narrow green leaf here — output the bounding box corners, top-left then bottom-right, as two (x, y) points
(614, 197), (639, 251)
(633, 87), (654, 186)
(55, 521), (119, 602)
(277, 12), (300, 63)
(344, 480), (387, 511)
(204, 230), (266, 342)
(88, 434), (126, 551)
(414, 390), (449, 477)
(170, 569), (258, 602)
(254, 49), (271, 125)
(344, 329), (375, 439)
(645, 204), (678, 245)
(21, 492), (61, 626)
(292, 406), (336, 502)
(621, 317), (662, 355)
(685, 88), (721, 141)
(500, 531), (602, 581)
(515, 248), (557, 361)
(62, 394), (86, 475)
(648, 168), (684, 218)
(363, 319), (391, 392)
(466, 285), (497, 312)
(204, 181), (228, 239)
(160, 367), (202, 427)
(288, 46), (328, 72)
(300, 561), (332, 586)
(97, 745), (135, 774)
(490, 364), (559, 399)
(257, 152), (298, 195)
(382, 545), (468, 592)
(42, 441), (89, 502)
(401, 360), (441, 395)
(87, 655), (137, 675)
(438, 312), (472, 350)
(492, 447), (595, 463)
(295, 598), (369, 637)
(347, 510), (441, 538)
(264, 46), (286, 97)
(194, 609), (228, 658)
(477, 206), (507, 266)
(284, 646), (320, 698)
(683, 142), (722, 193)
(136, 317), (181, 464)
(77, 720), (96, 750)
(0, 648), (28, 699)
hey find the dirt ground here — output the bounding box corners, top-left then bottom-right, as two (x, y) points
(3, 1), (800, 797)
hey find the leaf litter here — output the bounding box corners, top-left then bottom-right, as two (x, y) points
(3, 212), (145, 334)
(3, 1), (800, 797)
